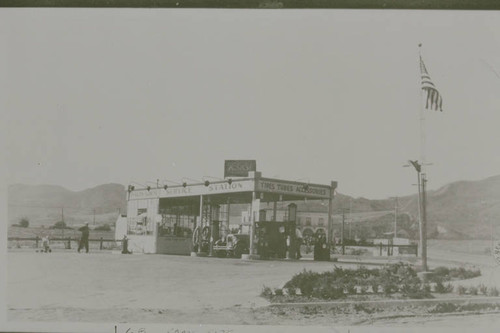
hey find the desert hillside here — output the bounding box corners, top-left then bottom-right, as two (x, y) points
(8, 175), (500, 239)
(8, 183), (127, 229)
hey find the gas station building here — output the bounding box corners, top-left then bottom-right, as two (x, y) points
(119, 164), (337, 258)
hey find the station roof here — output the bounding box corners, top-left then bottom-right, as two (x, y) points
(128, 172), (336, 203)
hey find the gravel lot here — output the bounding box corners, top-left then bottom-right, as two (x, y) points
(7, 243), (500, 326)
(7, 250), (349, 323)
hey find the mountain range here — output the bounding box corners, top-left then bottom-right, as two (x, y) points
(8, 183), (127, 228)
(8, 175), (500, 239)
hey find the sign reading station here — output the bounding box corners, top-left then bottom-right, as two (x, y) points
(256, 178), (332, 199)
(129, 179), (255, 200)
(224, 160), (257, 178)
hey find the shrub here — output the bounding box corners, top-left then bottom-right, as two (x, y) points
(359, 285), (369, 294)
(284, 269), (321, 297)
(434, 281), (454, 294)
(312, 284), (345, 300)
(274, 288), (284, 296)
(429, 266), (481, 283)
(488, 287), (499, 297)
(428, 303), (458, 314)
(434, 281), (446, 293)
(51, 221), (69, 229)
(456, 285), (467, 295)
(429, 302), (497, 314)
(400, 275), (423, 297)
(261, 286), (273, 298)
(345, 282), (357, 295)
(406, 288), (433, 299)
(433, 266), (450, 277)
(469, 286), (478, 295)
(353, 304), (375, 314)
(278, 263), (430, 300)
(381, 281), (398, 295)
(449, 267), (481, 280)
(479, 284), (488, 295)
(423, 284), (432, 294)
(366, 276), (379, 294)
(380, 262), (421, 296)
(19, 218), (29, 228)
(444, 283), (454, 293)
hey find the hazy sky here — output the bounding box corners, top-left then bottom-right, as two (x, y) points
(2, 9), (500, 199)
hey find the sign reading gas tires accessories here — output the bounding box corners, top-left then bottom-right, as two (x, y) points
(256, 178), (332, 199)
(224, 160), (257, 178)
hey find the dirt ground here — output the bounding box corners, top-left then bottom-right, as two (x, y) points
(7, 242), (500, 326)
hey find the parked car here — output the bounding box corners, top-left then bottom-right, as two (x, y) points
(213, 234), (249, 258)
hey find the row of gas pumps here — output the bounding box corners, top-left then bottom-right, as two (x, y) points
(191, 201), (330, 260)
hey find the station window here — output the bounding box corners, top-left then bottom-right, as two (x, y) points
(305, 217), (311, 226)
(137, 208), (147, 215)
(318, 218), (325, 227)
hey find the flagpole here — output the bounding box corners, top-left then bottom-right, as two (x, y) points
(416, 44), (443, 271)
(417, 43), (427, 271)
(418, 44), (427, 169)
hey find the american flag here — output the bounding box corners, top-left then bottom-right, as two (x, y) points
(420, 56), (443, 111)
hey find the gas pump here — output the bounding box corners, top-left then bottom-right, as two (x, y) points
(255, 221), (287, 259)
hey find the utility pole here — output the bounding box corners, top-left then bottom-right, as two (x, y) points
(341, 208), (345, 255)
(93, 208), (96, 225)
(348, 199), (352, 240)
(394, 197), (398, 239)
(407, 160), (427, 271)
(327, 181), (337, 247)
(61, 207), (64, 238)
(421, 173), (428, 271)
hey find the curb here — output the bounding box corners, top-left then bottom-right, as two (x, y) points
(268, 296), (500, 308)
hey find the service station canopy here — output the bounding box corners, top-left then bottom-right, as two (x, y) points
(128, 173), (335, 204)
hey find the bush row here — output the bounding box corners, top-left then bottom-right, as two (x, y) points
(262, 263), (486, 301)
(427, 266), (481, 283)
(276, 263), (429, 299)
(456, 284), (499, 296)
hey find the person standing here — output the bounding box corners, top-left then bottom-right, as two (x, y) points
(121, 235), (131, 254)
(295, 228), (303, 259)
(41, 235), (51, 253)
(78, 222), (90, 253)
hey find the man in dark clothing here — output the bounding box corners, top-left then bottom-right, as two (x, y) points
(78, 222), (90, 253)
(121, 235), (132, 254)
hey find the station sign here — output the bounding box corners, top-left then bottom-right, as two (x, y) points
(256, 178), (332, 199)
(128, 179), (255, 200)
(224, 160), (257, 178)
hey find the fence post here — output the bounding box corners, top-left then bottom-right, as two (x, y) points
(379, 242), (383, 256)
(67, 237), (71, 249)
(100, 237), (103, 250)
(35, 236), (39, 248)
(415, 244), (418, 257)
